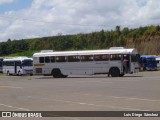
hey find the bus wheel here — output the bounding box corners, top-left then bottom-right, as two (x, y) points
(52, 69), (62, 78)
(62, 75), (68, 78)
(119, 73), (124, 77)
(143, 67), (146, 71)
(18, 71), (22, 76)
(109, 67), (120, 77)
(7, 71), (10, 76)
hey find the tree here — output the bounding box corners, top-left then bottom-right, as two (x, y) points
(122, 27), (129, 36)
(7, 38), (11, 42)
(156, 25), (160, 31)
(115, 26), (121, 35)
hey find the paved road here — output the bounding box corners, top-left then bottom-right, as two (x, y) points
(0, 71), (160, 120)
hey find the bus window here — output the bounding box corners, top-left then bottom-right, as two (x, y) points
(94, 54), (109, 61)
(39, 57), (44, 63)
(16, 61), (22, 66)
(110, 55), (121, 60)
(56, 56), (67, 62)
(68, 56), (80, 62)
(22, 60), (33, 66)
(50, 56), (55, 63)
(131, 54), (140, 62)
(45, 57), (50, 63)
(5, 61), (14, 66)
(81, 55), (94, 62)
(143, 59), (147, 63)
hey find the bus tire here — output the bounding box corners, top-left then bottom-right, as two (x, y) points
(52, 69), (62, 78)
(109, 67), (120, 77)
(7, 71), (10, 76)
(18, 71), (22, 76)
(143, 67), (146, 71)
(62, 75), (68, 78)
(119, 73), (124, 77)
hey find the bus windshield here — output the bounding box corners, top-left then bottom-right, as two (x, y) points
(146, 58), (156, 64)
(131, 54), (140, 62)
(22, 60), (33, 66)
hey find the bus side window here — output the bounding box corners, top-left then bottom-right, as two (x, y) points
(68, 56), (80, 62)
(50, 56), (55, 63)
(81, 55), (94, 62)
(101, 55), (109, 61)
(143, 59), (147, 63)
(39, 57), (44, 63)
(9, 62), (13, 66)
(56, 56), (67, 62)
(45, 57), (50, 63)
(94, 55), (101, 61)
(3, 61), (6, 66)
(16, 61), (21, 66)
(94, 55), (109, 61)
(110, 54), (121, 60)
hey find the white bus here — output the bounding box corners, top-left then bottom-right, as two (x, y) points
(33, 47), (139, 78)
(156, 56), (160, 68)
(3, 57), (33, 76)
(0, 58), (3, 73)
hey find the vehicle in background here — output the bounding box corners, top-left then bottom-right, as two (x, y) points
(0, 58), (3, 73)
(156, 56), (160, 69)
(139, 55), (157, 71)
(33, 47), (139, 78)
(3, 57), (33, 76)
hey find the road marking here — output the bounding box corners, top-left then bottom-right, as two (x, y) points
(84, 94), (160, 102)
(74, 81), (113, 84)
(0, 101), (79, 120)
(0, 103), (29, 111)
(0, 86), (22, 89)
(42, 98), (150, 111)
(76, 102), (150, 111)
(108, 96), (160, 102)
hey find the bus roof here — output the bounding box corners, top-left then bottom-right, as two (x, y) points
(156, 57), (160, 61)
(33, 48), (138, 57)
(3, 57), (32, 61)
(140, 55), (156, 59)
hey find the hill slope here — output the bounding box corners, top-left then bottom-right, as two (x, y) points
(0, 25), (160, 57)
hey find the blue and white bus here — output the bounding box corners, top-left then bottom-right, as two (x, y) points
(140, 55), (157, 71)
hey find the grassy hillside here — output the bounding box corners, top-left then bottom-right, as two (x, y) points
(0, 25), (160, 57)
(5, 50), (38, 57)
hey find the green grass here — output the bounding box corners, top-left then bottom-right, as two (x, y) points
(5, 50), (38, 57)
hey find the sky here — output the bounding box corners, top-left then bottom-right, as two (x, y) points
(0, 0), (160, 41)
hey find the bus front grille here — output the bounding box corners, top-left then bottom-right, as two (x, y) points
(36, 68), (42, 74)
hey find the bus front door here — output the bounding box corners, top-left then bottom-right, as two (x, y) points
(122, 55), (131, 73)
(14, 62), (17, 74)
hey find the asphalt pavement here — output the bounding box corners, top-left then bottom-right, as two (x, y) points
(0, 71), (160, 120)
